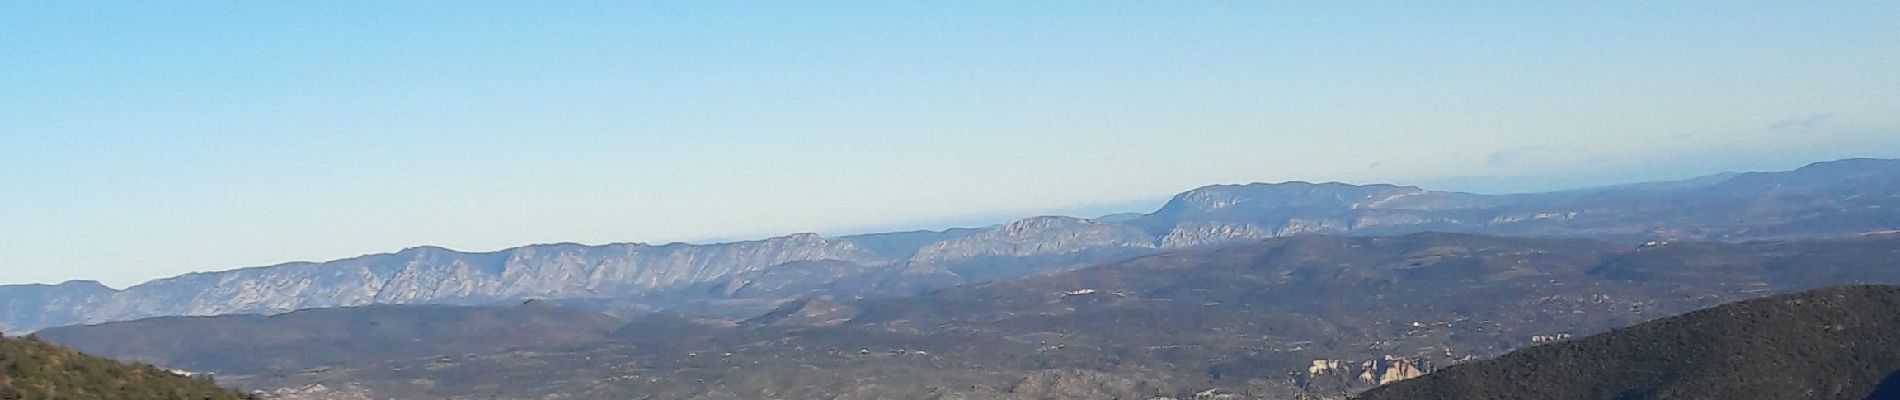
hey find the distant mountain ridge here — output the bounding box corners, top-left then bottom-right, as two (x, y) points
(38, 233), (1900, 399)
(3, 157), (1898, 333)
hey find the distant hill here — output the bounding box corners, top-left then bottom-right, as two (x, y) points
(39, 233), (1900, 399)
(4, 157), (1898, 334)
(1357, 285), (1900, 400)
(35, 302), (628, 373)
(0, 334), (250, 400)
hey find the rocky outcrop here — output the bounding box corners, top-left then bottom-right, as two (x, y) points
(1359, 355), (1431, 385)
(1157, 221), (1275, 248)
(1309, 359), (1349, 375)
(1297, 355), (1432, 391)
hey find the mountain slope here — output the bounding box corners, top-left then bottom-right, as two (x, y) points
(0, 334), (251, 400)
(36, 302), (628, 373)
(4, 157), (1898, 333)
(1356, 285), (1900, 400)
(39, 234), (1900, 399)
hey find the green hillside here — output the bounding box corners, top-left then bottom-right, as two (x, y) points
(0, 334), (250, 400)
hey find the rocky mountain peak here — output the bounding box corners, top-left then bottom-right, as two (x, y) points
(1155, 182), (1432, 216)
(46, 280), (115, 291)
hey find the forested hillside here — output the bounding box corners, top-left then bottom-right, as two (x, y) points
(0, 334), (250, 400)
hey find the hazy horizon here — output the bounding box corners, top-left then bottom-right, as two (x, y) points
(10, 157), (1886, 289)
(5, 2), (1899, 286)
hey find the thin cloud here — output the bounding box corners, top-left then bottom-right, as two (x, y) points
(1769, 113), (1831, 132)
(1486, 145), (1554, 167)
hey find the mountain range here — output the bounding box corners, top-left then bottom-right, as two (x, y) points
(37, 232), (1900, 399)
(4, 157), (1898, 334)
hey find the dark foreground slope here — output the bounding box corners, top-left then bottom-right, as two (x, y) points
(1358, 285), (1900, 400)
(0, 334), (250, 400)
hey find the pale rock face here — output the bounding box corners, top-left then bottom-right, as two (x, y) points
(1191, 388), (1245, 400)
(1308, 359), (1349, 375)
(1488, 211), (1580, 225)
(1156, 214), (1443, 249)
(1530, 333), (1572, 344)
(1358, 356), (1430, 385)
(1350, 213), (1442, 229)
(1159, 221), (1274, 248)
(1275, 218), (1350, 237)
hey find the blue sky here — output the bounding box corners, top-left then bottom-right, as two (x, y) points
(3, 2), (1898, 287)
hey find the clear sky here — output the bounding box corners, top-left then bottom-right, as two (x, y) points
(3, 2), (1898, 287)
